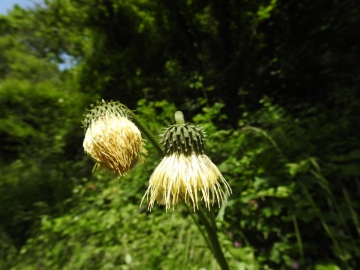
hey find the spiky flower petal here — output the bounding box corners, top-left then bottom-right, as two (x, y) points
(142, 154), (231, 211)
(83, 100), (146, 176)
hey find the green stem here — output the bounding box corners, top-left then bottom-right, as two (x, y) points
(196, 207), (230, 270)
(130, 108), (229, 270)
(292, 215), (304, 265)
(203, 204), (217, 228)
(126, 109), (163, 155)
(184, 203), (214, 253)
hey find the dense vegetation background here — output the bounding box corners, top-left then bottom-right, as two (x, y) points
(0, 0), (359, 269)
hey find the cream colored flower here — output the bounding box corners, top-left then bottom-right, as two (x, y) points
(83, 101), (146, 176)
(142, 153), (231, 211)
(142, 111), (231, 211)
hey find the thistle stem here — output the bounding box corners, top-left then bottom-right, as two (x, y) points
(131, 108), (229, 270)
(184, 203), (214, 253)
(197, 205), (229, 270)
(126, 108), (163, 155)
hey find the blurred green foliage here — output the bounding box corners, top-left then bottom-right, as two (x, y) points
(0, 0), (359, 269)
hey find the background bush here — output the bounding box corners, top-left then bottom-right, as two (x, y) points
(0, 1), (359, 269)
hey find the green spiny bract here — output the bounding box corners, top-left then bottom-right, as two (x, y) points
(82, 100), (130, 130)
(160, 124), (206, 156)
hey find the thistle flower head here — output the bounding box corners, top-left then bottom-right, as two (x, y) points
(142, 111), (231, 211)
(82, 100), (146, 176)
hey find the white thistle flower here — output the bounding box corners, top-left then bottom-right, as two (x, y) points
(142, 111), (231, 211)
(83, 100), (146, 176)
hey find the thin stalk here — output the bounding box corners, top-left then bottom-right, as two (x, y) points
(204, 205), (218, 228)
(196, 206), (229, 270)
(292, 215), (304, 265)
(343, 187), (360, 236)
(184, 203), (214, 253)
(299, 182), (350, 268)
(126, 108), (163, 155)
